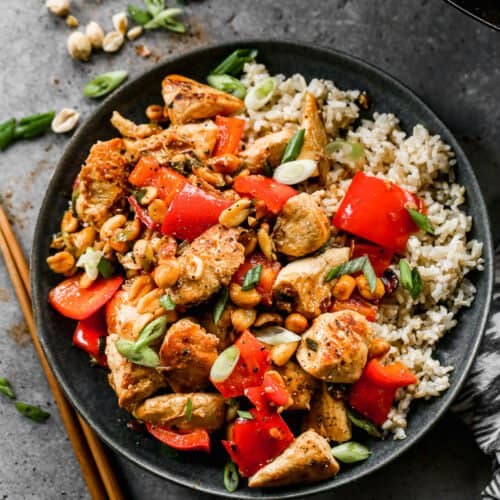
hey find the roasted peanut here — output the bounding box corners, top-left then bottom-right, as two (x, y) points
(254, 312), (283, 328)
(102, 31), (124, 53)
(100, 214), (126, 240)
(86, 21), (104, 49)
(184, 254), (204, 281)
(231, 308), (257, 332)
(139, 186), (157, 205)
(148, 199), (167, 224)
(284, 313), (308, 334)
(356, 275), (385, 301)
(332, 274), (356, 301)
(136, 288), (163, 314)
(61, 210), (78, 233)
(67, 32), (91, 61)
(79, 272), (96, 289)
(112, 12), (128, 34)
(229, 283), (261, 309)
(257, 223), (276, 260)
(152, 259), (180, 288)
(51, 108), (80, 134)
(46, 0), (70, 17)
(157, 237), (177, 263)
(47, 251), (75, 274)
(145, 104), (166, 122)
(133, 239), (155, 271)
(128, 275), (155, 304)
(192, 165), (225, 187)
(368, 337), (391, 359)
(270, 342), (299, 367)
(71, 227), (96, 257)
(219, 199), (252, 228)
(50, 234), (65, 250)
(66, 15), (79, 27)
(127, 25), (144, 41)
(239, 230), (257, 256)
(208, 154), (242, 174)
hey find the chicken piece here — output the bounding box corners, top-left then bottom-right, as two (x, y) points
(302, 383), (352, 443)
(133, 393), (225, 432)
(296, 311), (373, 383)
(272, 193), (330, 257)
(76, 138), (129, 228)
(248, 430), (339, 488)
(105, 334), (167, 411)
(199, 303), (236, 351)
(276, 361), (318, 411)
(110, 111), (162, 139)
(239, 128), (295, 173)
(124, 120), (218, 166)
(170, 225), (245, 306)
(159, 319), (219, 392)
(297, 92), (330, 184)
(162, 74), (243, 125)
(273, 247), (350, 318)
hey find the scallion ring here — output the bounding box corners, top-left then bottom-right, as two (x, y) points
(244, 77), (276, 111)
(210, 345), (240, 383)
(211, 48), (258, 76)
(223, 461), (239, 492)
(83, 71), (128, 99)
(273, 159), (316, 185)
(254, 326), (301, 345)
(206, 74), (247, 99)
(326, 139), (365, 161)
(331, 442), (371, 463)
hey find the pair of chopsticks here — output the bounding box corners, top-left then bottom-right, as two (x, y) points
(0, 205), (125, 500)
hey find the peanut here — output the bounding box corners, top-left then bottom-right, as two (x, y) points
(231, 308), (257, 332)
(61, 210), (78, 233)
(152, 259), (180, 288)
(229, 283), (261, 309)
(332, 274), (356, 301)
(284, 313), (308, 334)
(257, 223), (276, 260)
(46, 251), (75, 274)
(356, 275), (385, 301)
(219, 199), (252, 228)
(148, 198), (167, 224)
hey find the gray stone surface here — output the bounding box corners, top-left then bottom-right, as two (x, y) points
(0, 0), (497, 498)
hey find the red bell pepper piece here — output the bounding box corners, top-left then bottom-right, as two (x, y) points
(213, 115), (246, 156)
(212, 330), (271, 399)
(348, 359), (417, 425)
(72, 308), (107, 367)
(129, 157), (187, 205)
(245, 371), (290, 412)
(128, 195), (159, 231)
(331, 294), (379, 321)
(222, 408), (294, 477)
(49, 275), (123, 321)
(352, 243), (394, 276)
(231, 253), (281, 306)
(333, 172), (425, 251)
(161, 183), (232, 241)
(146, 423), (211, 453)
(233, 175), (297, 215)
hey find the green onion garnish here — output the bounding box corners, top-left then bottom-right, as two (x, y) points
(160, 294), (176, 311)
(213, 287), (229, 326)
(211, 49), (258, 76)
(206, 74), (247, 99)
(210, 345), (240, 383)
(399, 259), (422, 300)
(281, 128), (305, 163)
(0, 377), (15, 399)
(15, 402), (50, 423)
(331, 441), (371, 463)
(236, 410), (254, 420)
(241, 264), (263, 291)
(223, 461), (240, 492)
(407, 207), (434, 235)
(83, 71), (128, 99)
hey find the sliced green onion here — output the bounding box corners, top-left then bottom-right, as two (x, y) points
(281, 128), (305, 163)
(306, 338), (318, 352)
(273, 159), (316, 185)
(214, 287), (229, 326)
(347, 409), (382, 438)
(15, 402), (50, 423)
(206, 74), (246, 99)
(331, 442), (371, 463)
(244, 77), (276, 111)
(326, 139), (365, 161)
(144, 0), (165, 16)
(211, 49), (258, 76)
(135, 316), (168, 351)
(76, 247), (104, 280)
(97, 257), (115, 279)
(127, 5), (153, 25)
(0, 118), (16, 151)
(210, 345), (240, 383)
(185, 397), (193, 421)
(241, 264), (263, 291)
(362, 257), (377, 293)
(144, 8), (185, 32)
(254, 326), (301, 345)
(13, 112), (55, 140)
(83, 71), (128, 99)
(0, 377), (15, 399)
(407, 208), (434, 235)
(237, 410), (254, 420)
(399, 259), (422, 300)
(160, 294), (176, 311)
(223, 461), (240, 493)
(115, 339), (160, 367)
(325, 256), (367, 282)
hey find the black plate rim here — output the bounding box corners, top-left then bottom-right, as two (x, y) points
(31, 39), (494, 499)
(444, 0), (500, 31)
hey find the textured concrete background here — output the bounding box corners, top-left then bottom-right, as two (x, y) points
(0, 0), (498, 498)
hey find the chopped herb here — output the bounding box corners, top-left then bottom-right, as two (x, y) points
(144, 8), (186, 32)
(325, 256), (367, 282)
(0, 118), (16, 151)
(0, 377), (15, 399)
(211, 49), (258, 76)
(407, 207), (434, 235)
(325, 139), (365, 161)
(160, 294), (176, 311)
(331, 441), (371, 463)
(399, 259), (422, 300)
(347, 409), (382, 438)
(185, 398), (193, 421)
(206, 74), (246, 99)
(223, 461), (239, 493)
(144, 0), (165, 16)
(14, 111), (55, 140)
(236, 410), (254, 420)
(241, 264), (262, 291)
(362, 257), (377, 293)
(281, 128), (305, 163)
(127, 5), (153, 24)
(210, 345), (240, 383)
(263, 160), (273, 177)
(135, 316), (168, 350)
(306, 338), (318, 352)
(213, 287), (229, 326)
(83, 71), (128, 99)
(115, 340), (160, 367)
(97, 257), (115, 279)
(15, 402), (50, 423)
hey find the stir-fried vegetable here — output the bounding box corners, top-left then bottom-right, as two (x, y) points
(83, 71), (128, 99)
(73, 308), (108, 367)
(207, 74), (247, 99)
(399, 259), (422, 299)
(244, 77), (276, 111)
(326, 255), (377, 293)
(325, 139), (365, 161)
(224, 461), (240, 492)
(241, 264), (263, 291)
(210, 49), (258, 76)
(273, 159), (316, 185)
(281, 128), (305, 163)
(347, 409), (383, 438)
(331, 442), (371, 463)
(146, 423), (211, 452)
(0, 112), (55, 151)
(15, 402), (50, 423)
(254, 326), (301, 345)
(213, 287), (229, 326)
(210, 345), (240, 383)
(407, 207), (434, 235)
(0, 378), (15, 399)
(213, 115), (246, 156)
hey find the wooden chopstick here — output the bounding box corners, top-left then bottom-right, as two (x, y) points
(0, 205), (124, 500)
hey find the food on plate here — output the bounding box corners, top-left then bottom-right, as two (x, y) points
(46, 48), (483, 490)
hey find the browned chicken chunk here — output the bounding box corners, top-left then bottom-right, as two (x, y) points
(297, 92), (330, 184)
(76, 138), (129, 228)
(239, 128), (295, 173)
(199, 303), (236, 352)
(272, 193), (330, 257)
(170, 225), (245, 306)
(296, 311), (373, 383)
(276, 361), (318, 411)
(273, 247), (350, 318)
(105, 334), (167, 411)
(162, 74), (244, 125)
(302, 383), (352, 443)
(110, 111), (162, 139)
(248, 430), (339, 488)
(133, 393), (225, 432)
(159, 318), (219, 392)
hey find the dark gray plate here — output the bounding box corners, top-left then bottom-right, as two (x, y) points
(445, 0), (500, 31)
(31, 41), (494, 498)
